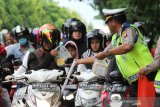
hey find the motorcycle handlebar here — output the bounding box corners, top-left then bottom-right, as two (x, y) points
(3, 77), (27, 83)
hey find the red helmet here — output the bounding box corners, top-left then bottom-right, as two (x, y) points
(0, 46), (6, 57)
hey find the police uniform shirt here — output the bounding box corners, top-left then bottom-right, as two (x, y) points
(118, 26), (138, 46)
(104, 26), (138, 53)
(144, 37), (160, 72)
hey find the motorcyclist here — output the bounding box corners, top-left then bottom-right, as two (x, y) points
(62, 18), (81, 39)
(64, 40), (78, 59)
(4, 25), (35, 100)
(66, 29), (106, 107)
(25, 24), (60, 70)
(104, 33), (112, 48)
(134, 22), (152, 49)
(0, 46), (11, 107)
(62, 18), (87, 58)
(5, 24), (61, 78)
(5, 25), (35, 61)
(31, 27), (39, 49)
(0, 29), (9, 47)
(0, 31), (14, 47)
(81, 29), (105, 69)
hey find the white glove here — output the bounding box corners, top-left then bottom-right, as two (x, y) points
(5, 75), (15, 81)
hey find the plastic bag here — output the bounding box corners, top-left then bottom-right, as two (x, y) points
(92, 58), (109, 77)
(54, 46), (71, 66)
(138, 75), (155, 107)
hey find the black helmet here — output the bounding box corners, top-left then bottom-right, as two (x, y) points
(61, 18), (81, 38)
(134, 22), (146, 35)
(13, 25), (31, 45)
(104, 33), (113, 47)
(14, 25), (30, 39)
(104, 33), (112, 41)
(134, 22), (145, 28)
(87, 29), (105, 50)
(68, 19), (86, 39)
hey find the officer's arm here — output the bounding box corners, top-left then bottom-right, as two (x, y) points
(108, 44), (133, 55)
(144, 37), (160, 72)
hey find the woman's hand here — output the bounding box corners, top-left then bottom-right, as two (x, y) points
(50, 50), (58, 56)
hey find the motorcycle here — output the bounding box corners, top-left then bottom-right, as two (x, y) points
(74, 58), (109, 107)
(4, 69), (64, 107)
(3, 46), (77, 107)
(102, 70), (130, 107)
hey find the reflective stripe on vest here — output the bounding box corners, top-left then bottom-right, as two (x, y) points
(111, 24), (153, 83)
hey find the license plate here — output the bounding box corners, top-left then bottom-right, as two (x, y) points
(14, 92), (26, 99)
(111, 85), (127, 92)
(65, 84), (78, 89)
(79, 83), (103, 90)
(32, 83), (57, 91)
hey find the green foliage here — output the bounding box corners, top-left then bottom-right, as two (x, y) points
(0, 0), (81, 30)
(89, 0), (160, 47)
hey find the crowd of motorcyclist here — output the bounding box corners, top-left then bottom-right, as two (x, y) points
(0, 7), (160, 107)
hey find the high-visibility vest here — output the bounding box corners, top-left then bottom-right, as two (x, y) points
(111, 24), (153, 83)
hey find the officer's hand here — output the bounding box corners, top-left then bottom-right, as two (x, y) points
(139, 68), (147, 75)
(95, 52), (106, 60)
(50, 50), (58, 56)
(5, 75), (15, 81)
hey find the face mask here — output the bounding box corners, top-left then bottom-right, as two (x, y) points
(18, 38), (27, 45)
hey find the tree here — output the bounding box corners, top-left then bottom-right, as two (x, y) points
(83, 0), (160, 47)
(0, 0), (82, 30)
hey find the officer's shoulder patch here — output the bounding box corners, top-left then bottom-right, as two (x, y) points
(122, 30), (128, 38)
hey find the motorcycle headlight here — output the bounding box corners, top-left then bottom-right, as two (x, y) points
(27, 85), (61, 107)
(111, 94), (121, 102)
(36, 98), (50, 107)
(110, 94), (123, 107)
(79, 97), (100, 106)
(76, 92), (101, 106)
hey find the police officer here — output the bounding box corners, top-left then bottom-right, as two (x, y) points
(96, 8), (154, 99)
(139, 37), (160, 106)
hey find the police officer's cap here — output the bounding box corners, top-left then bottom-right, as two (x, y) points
(102, 8), (127, 23)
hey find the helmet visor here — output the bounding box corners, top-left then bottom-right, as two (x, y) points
(41, 29), (60, 45)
